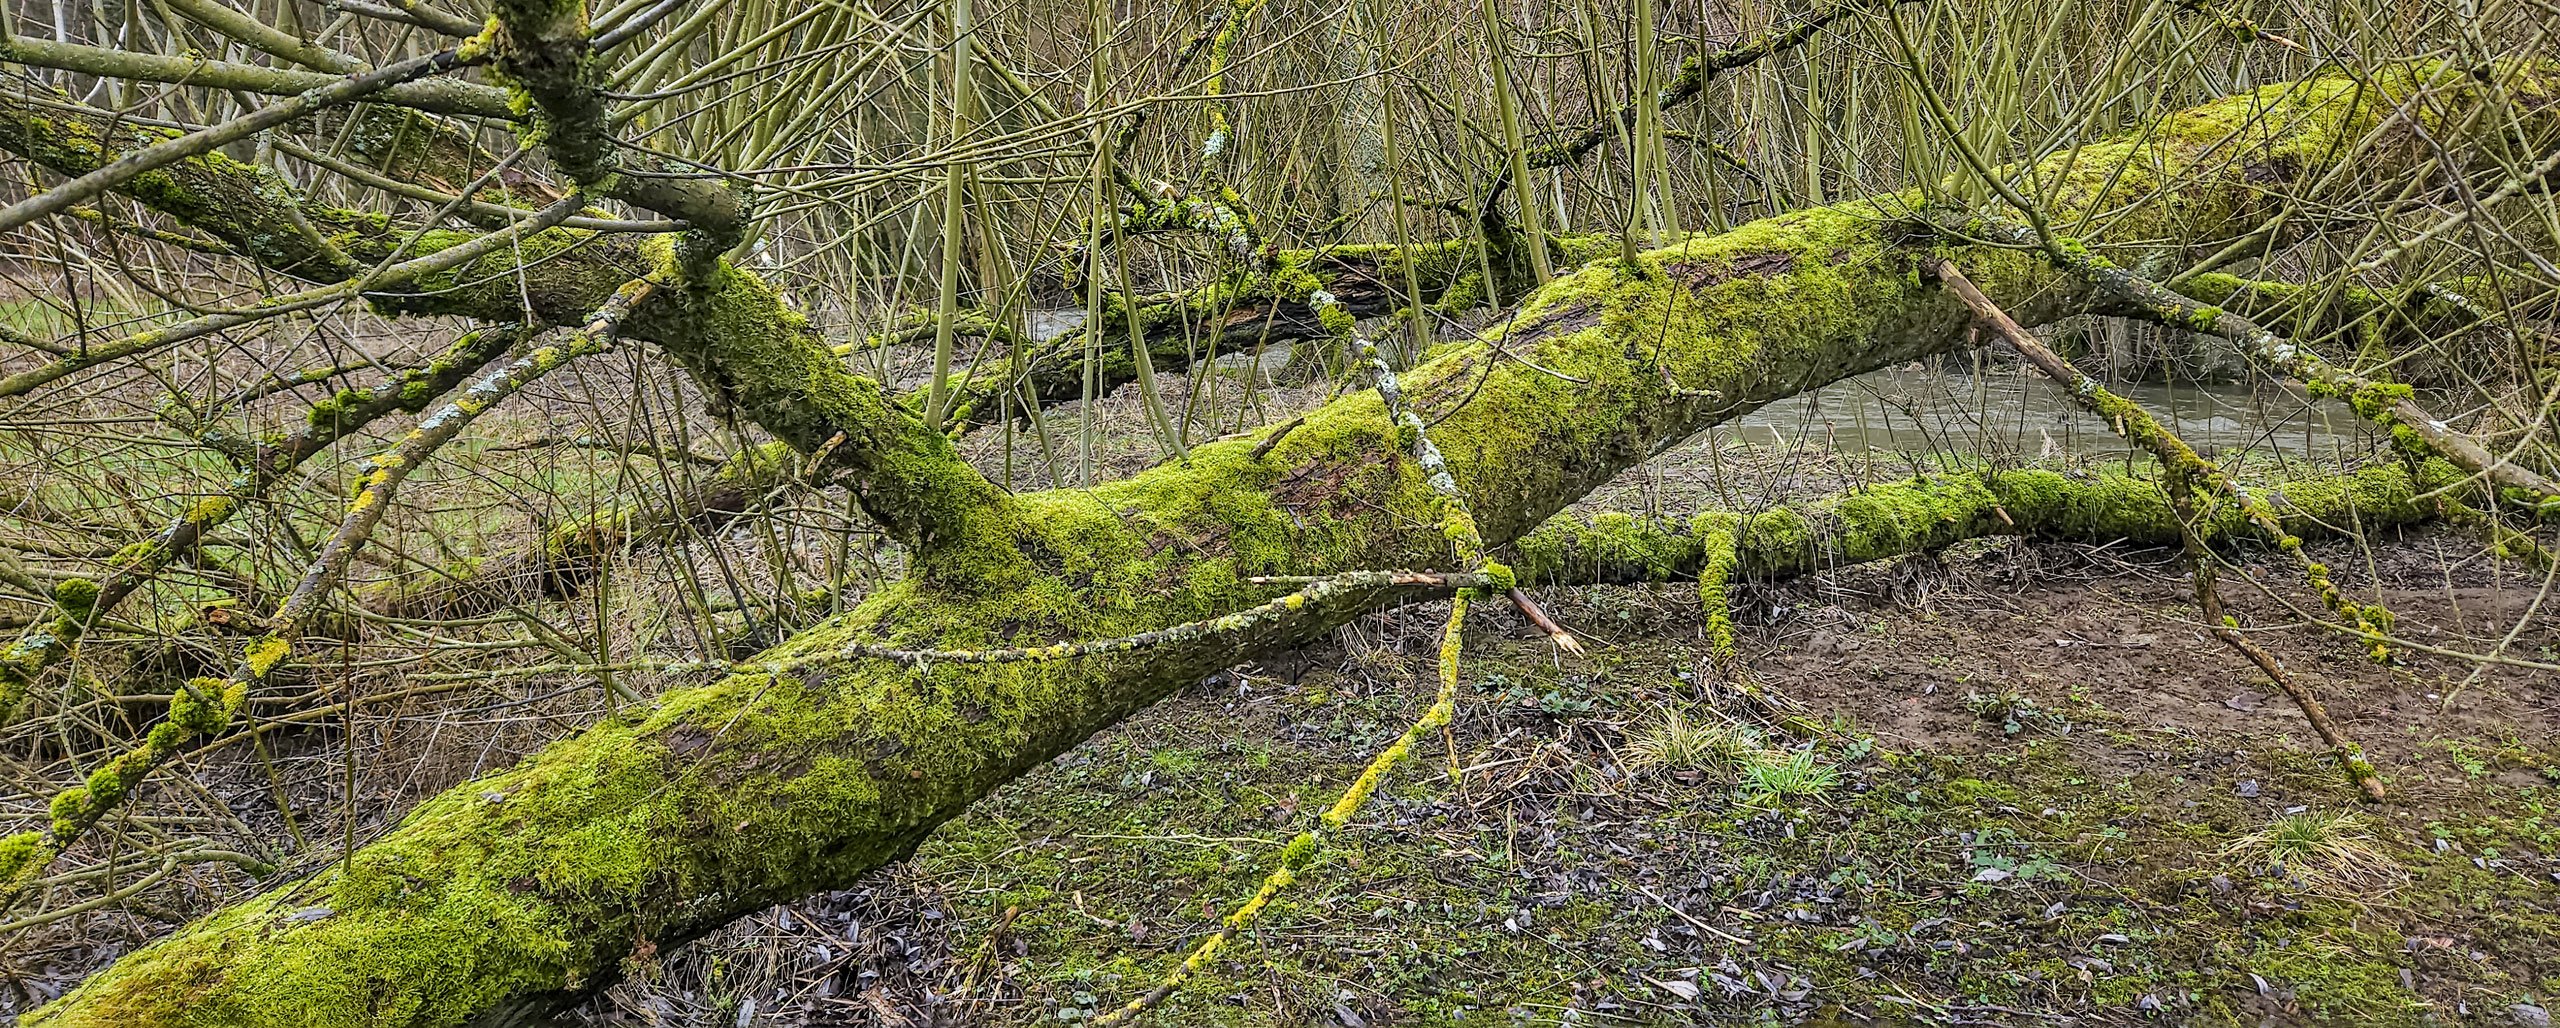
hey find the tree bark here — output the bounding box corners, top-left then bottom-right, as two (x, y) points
(23, 67), (2541, 1028)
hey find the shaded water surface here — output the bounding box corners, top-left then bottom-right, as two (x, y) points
(1720, 365), (2381, 458)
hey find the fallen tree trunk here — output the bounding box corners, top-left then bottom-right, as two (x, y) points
(933, 234), (1626, 424)
(1507, 462), (2453, 588)
(25, 67), (2547, 1028)
(373, 443), (800, 621)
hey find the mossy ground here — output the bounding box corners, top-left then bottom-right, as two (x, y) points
(586, 528), (2559, 1027)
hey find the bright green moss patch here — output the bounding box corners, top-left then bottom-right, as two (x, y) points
(48, 577), (99, 620)
(240, 635), (290, 677)
(0, 830), (39, 879)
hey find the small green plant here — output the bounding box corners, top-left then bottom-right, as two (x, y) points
(1966, 690), (2065, 736)
(1965, 827), (2062, 884)
(1491, 675), (1595, 717)
(2225, 811), (2400, 890)
(1625, 707), (1766, 771)
(2444, 742), (2491, 780)
(1741, 747), (1839, 803)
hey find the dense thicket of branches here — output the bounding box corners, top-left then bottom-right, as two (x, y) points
(0, 0), (2555, 1022)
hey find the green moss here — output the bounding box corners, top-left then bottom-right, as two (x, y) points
(1505, 462), (2441, 656)
(1511, 509), (1698, 584)
(49, 577), (99, 620)
(0, 830), (38, 879)
(185, 495), (237, 525)
(241, 636), (290, 678)
(80, 760), (135, 811)
(167, 676), (243, 734)
(48, 786), (92, 838)
(374, 223), (611, 318)
(2349, 380), (2416, 419)
(2231, 915), (2425, 1024)
(0, 100), (366, 279)
(1264, 248), (1328, 299)
(308, 387), (372, 428)
(1695, 527), (1740, 659)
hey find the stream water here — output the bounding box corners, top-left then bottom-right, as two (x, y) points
(1718, 364), (2382, 458)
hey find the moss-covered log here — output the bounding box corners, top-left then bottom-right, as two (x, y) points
(27, 67), (2552, 1028)
(0, 100), (378, 280)
(1506, 462), (2453, 588)
(940, 234), (1625, 424)
(376, 442), (798, 620)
